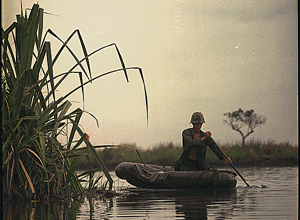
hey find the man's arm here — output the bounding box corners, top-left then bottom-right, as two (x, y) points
(205, 137), (224, 160)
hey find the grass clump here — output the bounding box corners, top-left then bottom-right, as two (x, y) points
(2, 4), (148, 201)
(142, 142), (182, 166)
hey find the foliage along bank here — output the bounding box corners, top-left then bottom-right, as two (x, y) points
(76, 140), (298, 171)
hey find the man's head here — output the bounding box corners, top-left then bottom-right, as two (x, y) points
(192, 123), (203, 132)
(190, 112), (205, 124)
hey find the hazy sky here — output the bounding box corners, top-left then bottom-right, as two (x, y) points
(3, 0), (298, 148)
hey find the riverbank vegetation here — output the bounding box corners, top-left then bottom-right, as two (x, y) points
(2, 4), (147, 201)
(76, 140), (298, 171)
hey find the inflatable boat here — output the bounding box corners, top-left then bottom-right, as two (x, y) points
(115, 162), (237, 189)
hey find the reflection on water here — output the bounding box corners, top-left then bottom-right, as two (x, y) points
(2, 167), (298, 220)
(3, 198), (82, 220)
(115, 188), (237, 219)
(174, 189), (237, 219)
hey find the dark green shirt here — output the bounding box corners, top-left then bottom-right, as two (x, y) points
(181, 128), (224, 169)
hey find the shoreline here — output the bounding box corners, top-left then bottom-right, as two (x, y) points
(75, 141), (298, 172)
(77, 157), (298, 172)
(206, 157), (298, 168)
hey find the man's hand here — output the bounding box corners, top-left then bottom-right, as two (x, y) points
(200, 131), (212, 141)
(205, 131), (212, 137)
(223, 155), (232, 164)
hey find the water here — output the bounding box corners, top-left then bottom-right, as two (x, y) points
(3, 167), (298, 219)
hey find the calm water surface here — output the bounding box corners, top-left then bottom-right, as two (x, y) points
(4, 167), (298, 219)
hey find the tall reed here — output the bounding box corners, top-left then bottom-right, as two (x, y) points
(2, 3), (148, 200)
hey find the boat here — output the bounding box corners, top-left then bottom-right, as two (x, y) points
(115, 162), (237, 189)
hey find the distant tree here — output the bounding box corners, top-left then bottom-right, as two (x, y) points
(223, 108), (266, 146)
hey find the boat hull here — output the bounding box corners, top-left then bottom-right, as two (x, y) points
(115, 162), (237, 189)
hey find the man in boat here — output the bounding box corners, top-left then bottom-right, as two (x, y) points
(175, 112), (231, 171)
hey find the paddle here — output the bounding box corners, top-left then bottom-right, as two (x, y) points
(210, 138), (250, 187)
